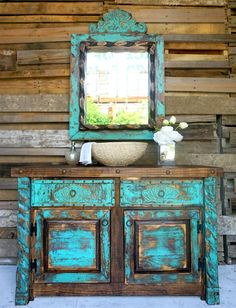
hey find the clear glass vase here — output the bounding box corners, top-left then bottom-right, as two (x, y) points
(158, 143), (175, 166)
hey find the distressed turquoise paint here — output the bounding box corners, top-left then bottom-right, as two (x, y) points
(90, 9), (147, 34)
(69, 10), (165, 141)
(156, 36), (165, 117)
(204, 177), (220, 305)
(71, 130), (154, 141)
(48, 226), (97, 269)
(121, 180), (203, 206)
(124, 209), (200, 284)
(140, 225), (186, 270)
(15, 177), (31, 306)
(35, 209), (110, 283)
(32, 179), (115, 207)
(35, 211), (42, 279)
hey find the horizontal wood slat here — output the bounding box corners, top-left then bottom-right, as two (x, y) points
(0, 113), (69, 123)
(0, 130), (70, 147)
(113, 6), (225, 23)
(176, 153), (236, 172)
(114, 0), (226, 6)
(166, 77), (236, 93)
(0, 77), (235, 94)
(0, 28), (235, 44)
(0, 94), (68, 112)
(1, 94), (236, 115)
(166, 96), (236, 114)
(0, 2), (103, 15)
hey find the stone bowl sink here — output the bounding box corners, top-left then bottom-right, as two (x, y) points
(92, 142), (148, 167)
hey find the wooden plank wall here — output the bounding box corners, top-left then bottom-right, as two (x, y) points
(0, 0), (236, 264)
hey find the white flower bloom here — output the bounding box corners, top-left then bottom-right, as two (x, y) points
(153, 131), (173, 145)
(161, 126), (173, 133)
(179, 122), (188, 129)
(169, 116), (176, 124)
(162, 119), (169, 125)
(170, 130), (183, 142)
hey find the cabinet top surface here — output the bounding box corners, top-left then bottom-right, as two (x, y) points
(11, 165), (223, 178)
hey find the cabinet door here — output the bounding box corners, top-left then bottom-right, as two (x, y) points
(124, 209), (200, 284)
(33, 209), (110, 283)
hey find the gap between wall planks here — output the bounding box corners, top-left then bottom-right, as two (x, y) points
(0, 0), (235, 264)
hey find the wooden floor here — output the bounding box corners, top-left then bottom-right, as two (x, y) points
(0, 265), (235, 308)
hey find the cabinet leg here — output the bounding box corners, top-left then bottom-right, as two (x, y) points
(206, 287), (220, 305)
(15, 292), (30, 305)
(204, 177), (220, 305)
(16, 177), (31, 306)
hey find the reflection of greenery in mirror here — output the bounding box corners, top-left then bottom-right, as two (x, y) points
(85, 51), (149, 126)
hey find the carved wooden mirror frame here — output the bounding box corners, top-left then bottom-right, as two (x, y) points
(69, 9), (164, 141)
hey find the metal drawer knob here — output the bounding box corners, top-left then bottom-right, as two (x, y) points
(158, 190), (165, 198)
(69, 190), (76, 197)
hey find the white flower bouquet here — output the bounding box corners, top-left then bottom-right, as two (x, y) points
(153, 116), (188, 164)
(153, 116), (188, 146)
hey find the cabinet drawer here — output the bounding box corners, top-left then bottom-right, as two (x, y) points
(120, 180), (203, 207)
(31, 179), (115, 207)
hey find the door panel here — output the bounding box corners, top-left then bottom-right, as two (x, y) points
(34, 209), (110, 283)
(46, 220), (100, 271)
(124, 209), (200, 284)
(136, 220), (190, 272)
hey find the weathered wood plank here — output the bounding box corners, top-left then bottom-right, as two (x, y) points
(0, 77), (236, 94)
(218, 216), (236, 235)
(163, 34), (236, 43)
(0, 68), (69, 79)
(0, 123), (68, 130)
(0, 239), (17, 258)
(166, 96), (236, 114)
(114, 6), (225, 23)
(0, 157), (65, 164)
(114, 0), (226, 6)
(0, 113), (69, 123)
(0, 50), (16, 71)
(176, 141), (218, 153)
(166, 69), (229, 78)
(176, 153), (236, 172)
(0, 191), (18, 201)
(0, 15), (100, 23)
(148, 24), (225, 35)
(0, 178), (17, 189)
(0, 130), (69, 147)
(0, 201), (18, 210)
(0, 77), (69, 94)
(0, 227), (16, 239)
(166, 42), (227, 50)
(1, 94), (235, 114)
(0, 27), (235, 44)
(0, 94), (68, 112)
(17, 49), (70, 65)
(0, 148), (68, 156)
(0, 2), (103, 15)
(222, 116), (236, 125)
(166, 77), (236, 93)
(165, 61), (230, 69)
(0, 26), (88, 44)
(0, 210), (17, 228)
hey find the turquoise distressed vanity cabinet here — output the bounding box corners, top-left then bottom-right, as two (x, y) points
(12, 166), (223, 305)
(12, 9), (223, 306)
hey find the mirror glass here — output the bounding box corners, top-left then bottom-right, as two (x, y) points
(85, 51), (149, 126)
